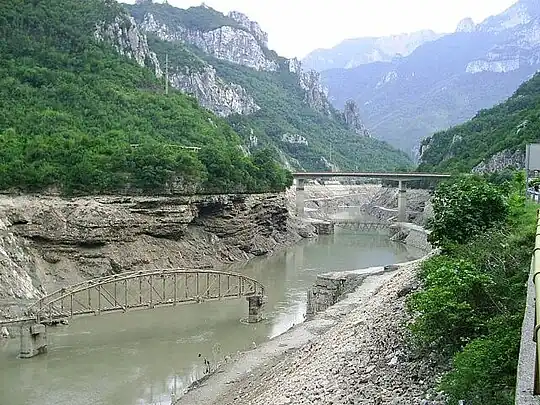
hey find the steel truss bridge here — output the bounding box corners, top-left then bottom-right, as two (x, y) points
(1, 269), (265, 327)
(330, 219), (390, 232)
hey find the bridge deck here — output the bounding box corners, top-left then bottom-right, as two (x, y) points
(293, 172), (451, 181)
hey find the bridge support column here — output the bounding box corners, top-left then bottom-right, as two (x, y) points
(397, 181), (407, 222)
(296, 178), (305, 217)
(246, 295), (266, 323)
(19, 323), (47, 358)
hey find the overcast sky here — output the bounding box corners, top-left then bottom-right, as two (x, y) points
(124, 0), (518, 58)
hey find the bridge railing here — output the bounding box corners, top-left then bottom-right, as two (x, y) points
(27, 269), (265, 323)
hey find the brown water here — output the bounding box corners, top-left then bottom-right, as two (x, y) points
(0, 223), (423, 405)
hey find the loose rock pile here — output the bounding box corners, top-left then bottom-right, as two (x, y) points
(211, 262), (447, 405)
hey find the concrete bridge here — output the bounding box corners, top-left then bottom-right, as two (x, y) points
(293, 172), (451, 222)
(0, 269), (266, 358)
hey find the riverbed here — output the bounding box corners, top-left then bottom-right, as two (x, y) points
(0, 225), (422, 405)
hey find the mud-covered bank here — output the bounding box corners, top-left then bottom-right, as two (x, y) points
(0, 193), (314, 322)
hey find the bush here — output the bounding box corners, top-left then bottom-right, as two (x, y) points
(407, 171), (535, 405)
(427, 176), (508, 249)
(439, 315), (521, 405)
(407, 257), (493, 353)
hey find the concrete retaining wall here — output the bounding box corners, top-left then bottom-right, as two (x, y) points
(306, 266), (396, 318)
(515, 270), (540, 404)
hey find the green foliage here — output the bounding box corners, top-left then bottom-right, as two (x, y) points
(419, 72), (540, 173)
(128, 1), (413, 172)
(207, 56), (413, 172)
(439, 315), (522, 405)
(427, 176), (509, 248)
(0, 0), (291, 195)
(407, 257), (493, 353)
(407, 172), (535, 405)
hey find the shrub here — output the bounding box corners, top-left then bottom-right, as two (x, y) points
(427, 176), (508, 249)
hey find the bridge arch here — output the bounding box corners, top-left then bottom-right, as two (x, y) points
(12, 269), (266, 358)
(29, 268), (265, 323)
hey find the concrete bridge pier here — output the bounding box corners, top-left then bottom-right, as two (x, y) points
(296, 178), (305, 217)
(246, 295), (266, 323)
(19, 323), (47, 358)
(397, 180), (407, 222)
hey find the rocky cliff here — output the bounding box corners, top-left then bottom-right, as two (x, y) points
(95, 14), (162, 78)
(342, 100), (371, 136)
(0, 194), (312, 312)
(170, 65), (260, 116)
(125, 1), (412, 173)
(139, 11), (277, 72)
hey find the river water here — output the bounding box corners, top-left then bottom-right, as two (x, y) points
(0, 215), (423, 405)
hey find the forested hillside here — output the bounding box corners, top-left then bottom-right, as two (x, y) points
(128, 2), (413, 172)
(418, 72), (540, 173)
(0, 0), (291, 195)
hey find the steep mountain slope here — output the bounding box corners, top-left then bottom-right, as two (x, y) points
(127, 1), (412, 172)
(418, 72), (540, 173)
(0, 0), (291, 194)
(302, 30), (442, 71)
(321, 0), (540, 155)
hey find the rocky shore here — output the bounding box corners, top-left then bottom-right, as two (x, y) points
(175, 184), (440, 405)
(0, 193), (313, 320)
(178, 258), (445, 405)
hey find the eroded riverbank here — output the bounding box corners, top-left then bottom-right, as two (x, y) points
(0, 184), (432, 405)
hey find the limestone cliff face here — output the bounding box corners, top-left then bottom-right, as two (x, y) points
(170, 65), (260, 116)
(95, 15), (162, 77)
(342, 100), (371, 137)
(298, 70), (333, 116)
(227, 11), (269, 47)
(466, 0), (540, 74)
(472, 148), (525, 173)
(0, 194), (311, 306)
(140, 13), (278, 72)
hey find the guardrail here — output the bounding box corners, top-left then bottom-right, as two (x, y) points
(534, 210), (540, 395)
(516, 209), (540, 404)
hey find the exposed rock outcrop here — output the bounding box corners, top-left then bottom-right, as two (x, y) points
(456, 17), (476, 33)
(472, 148), (525, 173)
(281, 133), (308, 145)
(342, 100), (371, 136)
(95, 15), (162, 77)
(299, 70), (332, 115)
(0, 194), (311, 305)
(140, 13), (278, 71)
(227, 11), (269, 47)
(170, 65), (260, 116)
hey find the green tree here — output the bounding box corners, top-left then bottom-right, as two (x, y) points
(427, 176), (508, 249)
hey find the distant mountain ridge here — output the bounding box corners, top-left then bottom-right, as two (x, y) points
(126, 1), (412, 171)
(319, 0), (540, 155)
(302, 30), (443, 72)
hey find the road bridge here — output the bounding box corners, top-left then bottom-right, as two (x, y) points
(292, 172), (451, 222)
(1, 269), (266, 358)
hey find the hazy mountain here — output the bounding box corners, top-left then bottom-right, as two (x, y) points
(302, 30), (443, 72)
(321, 0), (540, 155)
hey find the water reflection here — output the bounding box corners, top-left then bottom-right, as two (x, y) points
(0, 224), (422, 405)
